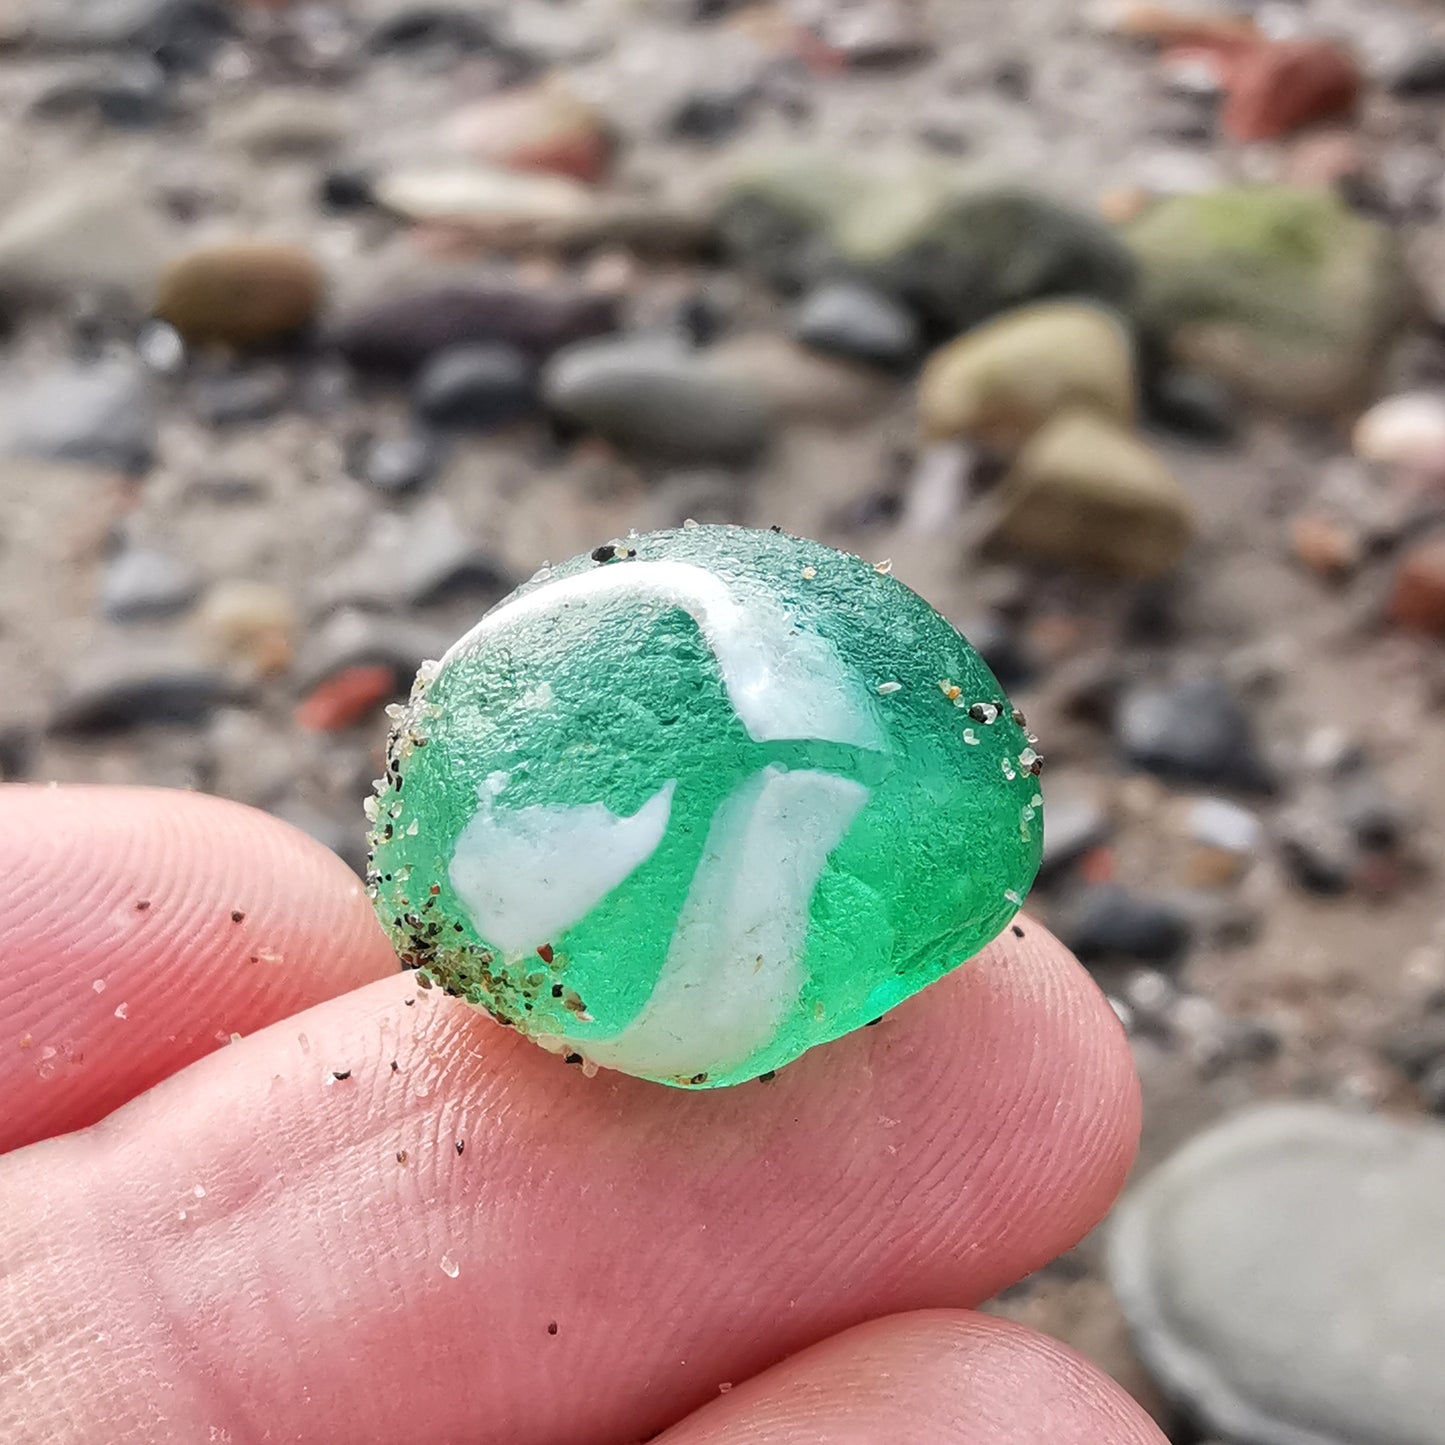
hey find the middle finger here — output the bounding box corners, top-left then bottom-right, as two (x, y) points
(0, 920), (1137, 1445)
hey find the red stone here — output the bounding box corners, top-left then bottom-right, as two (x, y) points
(1389, 538), (1445, 636)
(506, 130), (614, 186)
(448, 85), (615, 185)
(1222, 40), (1361, 142)
(296, 665), (399, 733)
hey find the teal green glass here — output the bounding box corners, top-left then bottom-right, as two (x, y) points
(368, 525), (1041, 1087)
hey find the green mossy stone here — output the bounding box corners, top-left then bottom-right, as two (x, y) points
(1127, 186), (1407, 415)
(367, 526), (1041, 1088)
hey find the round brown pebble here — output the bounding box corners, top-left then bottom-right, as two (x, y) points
(154, 241), (326, 348)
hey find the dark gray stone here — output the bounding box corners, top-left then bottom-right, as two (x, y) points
(0, 355), (157, 475)
(1116, 676), (1274, 793)
(1111, 1104), (1445, 1445)
(671, 290), (730, 349)
(1058, 884), (1192, 965)
(666, 86), (753, 144)
(721, 167), (1137, 333)
(49, 649), (231, 732)
(1145, 369), (1238, 445)
(1278, 803), (1355, 896)
(1386, 47), (1445, 97)
(355, 429), (444, 495)
(1151, 95), (1216, 143)
(543, 338), (773, 463)
(193, 367), (291, 427)
(1334, 765), (1406, 851)
(99, 545), (198, 622)
(316, 498), (513, 611)
(295, 610), (456, 693)
(792, 281), (920, 369)
(1420, 1062), (1445, 1115)
(365, 6), (536, 83)
(27, 0), (234, 68)
(30, 58), (174, 128)
(878, 188), (1139, 336)
(367, 7), (499, 54)
(1381, 1015), (1445, 1081)
(0, 727), (34, 780)
(329, 282), (619, 373)
(412, 343), (536, 431)
(958, 613), (1034, 689)
(319, 167), (375, 213)
(687, 0), (749, 17)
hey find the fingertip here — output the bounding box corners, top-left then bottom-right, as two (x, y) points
(0, 785), (396, 1151)
(657, 1310), (1168, 1444)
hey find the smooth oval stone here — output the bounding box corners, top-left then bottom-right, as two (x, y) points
(984, 409), (1193, 580)
(793, 280), (920, 370)
(543, 339), (773, 463)
(154, 241), (326, 349)
(1111, 1104), (1445, 1445)
(918, 300), (1136, 450)
(100, 544), (198, 622)
(368, 525), (1041, 1088)
(329, 282), (619, 373)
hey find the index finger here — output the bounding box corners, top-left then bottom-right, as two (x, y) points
(0, 785), (400, 1153)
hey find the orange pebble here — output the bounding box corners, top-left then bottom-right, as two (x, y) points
(296, 665), (399, 733)
(1078, 847), (1118, 885)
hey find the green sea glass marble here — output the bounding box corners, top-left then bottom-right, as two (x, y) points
(367, 525), (1042, 1088)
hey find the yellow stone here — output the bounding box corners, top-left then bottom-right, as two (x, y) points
(919, 300), (1136, 452)
(984, 409), (1193, 578)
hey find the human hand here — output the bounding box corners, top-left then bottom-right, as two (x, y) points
(0, 785), (1164, 1444)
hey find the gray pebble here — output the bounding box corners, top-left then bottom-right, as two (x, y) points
(0, 355), (157, 475)
(412, 343), (536, 431)
(1385, 46), (1445, 97)
(193, 367), (291, 427)
(1277, 800), (1356, 896)
(1058, 884), (1193, 966)
(316, 499), (513, 611)
(356, 430), (444, 495)
(792, 281), (919, 370)
(50, 648), (232, 733)
(1145, 369), (1238, 445)
(1116, 676), (1274, 793)
(99, 545), (199, 623)
(30, 58), (174, 128)
(295, 610), (456, 694)
(666, 86), (754, 144)
(1111, 1104), (1445, 1445)
(544, 338), (773, 463)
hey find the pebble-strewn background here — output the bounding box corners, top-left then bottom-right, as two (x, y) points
(3, 1), (1445, 1440)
